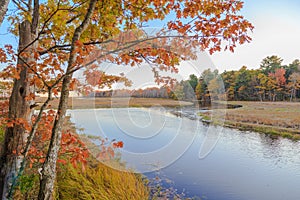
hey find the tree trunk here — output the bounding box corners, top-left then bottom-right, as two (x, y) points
(37, 76), (71, 200)
(37, 0), (97, 199)
(0, 0), (9, 26)
(0, 20), (35, 200)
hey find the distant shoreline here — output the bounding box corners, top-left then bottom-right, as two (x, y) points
(36, 97), (194, 109)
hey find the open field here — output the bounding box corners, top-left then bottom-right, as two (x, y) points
(200, 101), (300, 140)
(35, 97), (193, 109)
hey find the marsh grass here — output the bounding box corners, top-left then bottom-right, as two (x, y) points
(199, 101), (300, 140)
(56, 163), (149, 200)
(36, 97), (193, 109)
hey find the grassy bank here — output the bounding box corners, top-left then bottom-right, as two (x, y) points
(199, 101), (300, 140)
(10, 116), (150, 200)
(36, 97), (193, 109)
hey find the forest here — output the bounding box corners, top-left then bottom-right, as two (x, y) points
(196, 55), (300, 102)
(91, 55), (300, 105)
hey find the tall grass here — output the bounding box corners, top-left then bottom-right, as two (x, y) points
(56, 163), (149, 200)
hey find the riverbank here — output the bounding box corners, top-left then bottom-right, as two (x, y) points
(36, 97), (193, 109)
(199, 101), (300, 140)
(36, 97), (300, 140)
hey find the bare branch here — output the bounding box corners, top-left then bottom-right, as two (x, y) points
(11, 0), (28, 13)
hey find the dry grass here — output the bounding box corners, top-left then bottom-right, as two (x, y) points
(201, 101), (300, 140)
(56, 163), (149, 200)
(36, 97), (193, 109)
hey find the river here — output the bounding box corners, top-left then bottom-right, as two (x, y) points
(67, 107), (300, 200)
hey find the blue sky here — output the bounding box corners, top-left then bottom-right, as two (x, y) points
(1, 0), (299, 75)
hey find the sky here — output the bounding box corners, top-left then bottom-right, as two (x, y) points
(1, 0), (300, 87)
(210, 0), (300, 72)
(138, 0), (300, 81)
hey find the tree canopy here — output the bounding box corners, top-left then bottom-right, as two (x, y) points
(174, 56), (300, 103)
(0, 0), (253, 199)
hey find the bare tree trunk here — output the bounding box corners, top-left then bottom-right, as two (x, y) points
(0, 20), (35, 200)
(0, 0), (9, 26)
(38, 0), (97, 199)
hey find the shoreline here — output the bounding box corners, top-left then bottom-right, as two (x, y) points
(36, 97), (194, 109)
(37, 97), (300, 140)
(198, 101), (300, 141)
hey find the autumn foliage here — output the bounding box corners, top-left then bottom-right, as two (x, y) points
(0, 0), (254, 199)
(171, 56), (300, 103)
(0, 101), (124, 170)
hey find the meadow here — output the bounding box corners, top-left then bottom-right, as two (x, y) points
(201, 101), (300, 140)
(36, 97), (193, 109)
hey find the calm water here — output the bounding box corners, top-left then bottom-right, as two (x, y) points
(67, 108), (300, 200)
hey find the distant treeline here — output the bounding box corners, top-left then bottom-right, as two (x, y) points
(91, 55), (300, 104)
(175, 55), (300, 104)
(91, 87), (170, 98)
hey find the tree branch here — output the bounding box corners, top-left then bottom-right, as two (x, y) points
(11, 0), (28, 13)
(18, 56), (50, 89)
(17, 2), (63, 56)
(31, 0), (39, 35)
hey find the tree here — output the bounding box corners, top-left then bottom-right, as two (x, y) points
(0, 17), (39, 200)
(260, 55), (283, 74)
(221, 70), (237, 101)
(287, 72), (300, 101)
(234, 66), (248, 100)
(182, 80), (195, 100)
(268, 68), (286, 101)
(207, 75), (224, 100)
(0, 0), (9, 26)
(0, 0), (253, 199)
(195, 78), (206, 104)
(195, 69), (218, 105)
(172, 82), (185, 100)
(188, 74), (198, 91)
(235, 68), (261, 101)
(284, 59), (300, 80)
